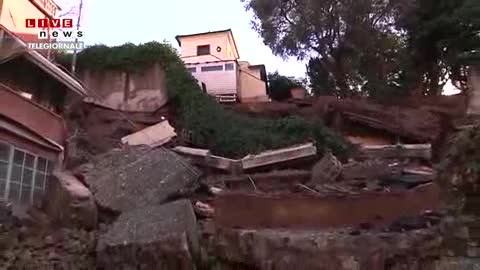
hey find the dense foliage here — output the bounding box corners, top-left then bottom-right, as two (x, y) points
(61, 42), (349, 158)
(243, 0), (480, 98)
(399, 0), (480, 95)
(267, 72), (304, 101)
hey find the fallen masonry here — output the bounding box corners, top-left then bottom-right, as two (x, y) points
(121, 119), (176, 148)
(44, 170), (97, 230)
(0, 91), (477, 269)
(358, 143), (432, 161)
(208, 224), (447, 270)
(214, 183), (441, 230)
(76, 146), (201, 213)
(97, 200), (199, 269)
(173, 142), (317, 174)
(0, 202), (96, 269)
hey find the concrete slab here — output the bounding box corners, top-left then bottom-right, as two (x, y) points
(241, 143), (317, 170)
(359, 144), (432, 161)
(97, 200), (199, 269)
(121, 120), (176, 147)
(77, 147), (200, 213)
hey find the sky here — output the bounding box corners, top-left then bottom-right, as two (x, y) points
(56, 0), (308, 78)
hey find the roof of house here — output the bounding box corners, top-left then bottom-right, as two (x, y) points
(175, 29), (240, 59)
(0, 24), (87, 97)
(0, 115), (63, 152)
(248, 64), (266, 70)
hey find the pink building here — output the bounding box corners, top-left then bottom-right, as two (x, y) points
(176, 29), (269, 103)
(0, 0), (60, 47)
(0, 0), (87, 209)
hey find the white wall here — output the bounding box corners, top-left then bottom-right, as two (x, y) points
(186, 61), (237, 95)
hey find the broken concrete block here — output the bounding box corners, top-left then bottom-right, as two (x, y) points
(78, 146), (200, 213)
(44, 171), (97, 230)
(96, 200), (199, 270)
(173, 146), (241, 172)
(359, 144), (432, 161)
(121, 120), (176, 147)
(241, 143), (317, 170)
(310, 152), (343, 185)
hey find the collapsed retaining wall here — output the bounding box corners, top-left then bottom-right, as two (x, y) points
(80, 63), (168, 113)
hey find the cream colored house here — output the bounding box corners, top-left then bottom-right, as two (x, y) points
(176, 29), (269, 103)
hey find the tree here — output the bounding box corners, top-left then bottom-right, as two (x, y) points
(398, 0), (480, 95)
(244, 0), (480, 98)
(267, 71), (303, 101)
(243, 0), (406, 98)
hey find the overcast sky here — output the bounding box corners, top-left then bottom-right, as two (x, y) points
(56, 0), (308, 78)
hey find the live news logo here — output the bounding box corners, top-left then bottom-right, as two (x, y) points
(26, 18), (73, 28)
(25, 19), (83, 39)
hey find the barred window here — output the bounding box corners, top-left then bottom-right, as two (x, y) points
(0, 143), (10, 196)
(201, 65), (223, 72)
(0, 142), (53, 205)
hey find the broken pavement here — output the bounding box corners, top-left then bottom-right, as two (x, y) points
(76, 146), (201, 214)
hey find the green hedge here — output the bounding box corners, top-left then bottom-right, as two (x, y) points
(59, 42), (350, 158)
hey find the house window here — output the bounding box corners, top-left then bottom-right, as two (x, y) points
(201, 65), (224, 72)
(187, 67), (196, 73)
(197, 45), (211, 56)
(0, 143), (10, 197)
(225, 63), (235, 71)
(0, 142), (53, 205)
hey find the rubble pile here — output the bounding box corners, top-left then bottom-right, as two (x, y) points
(71, 146), (203, 269)
(65, 102), (171, 169)
(1, 90), (475, 269)
(327, 99), (444, 143)
(0, 202), (96, 269)
(206, 224), (447, 270)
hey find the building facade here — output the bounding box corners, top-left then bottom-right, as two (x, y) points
(238, 61), (269, 103)
(0, 25), (86, 208)
(176, 29), (269, 103)
(0, 0), (60, 43)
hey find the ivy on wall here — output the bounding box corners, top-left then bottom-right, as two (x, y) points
(58, 42), (350, 158)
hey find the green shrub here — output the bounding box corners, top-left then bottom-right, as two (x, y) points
(61, 42), (350, 158)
